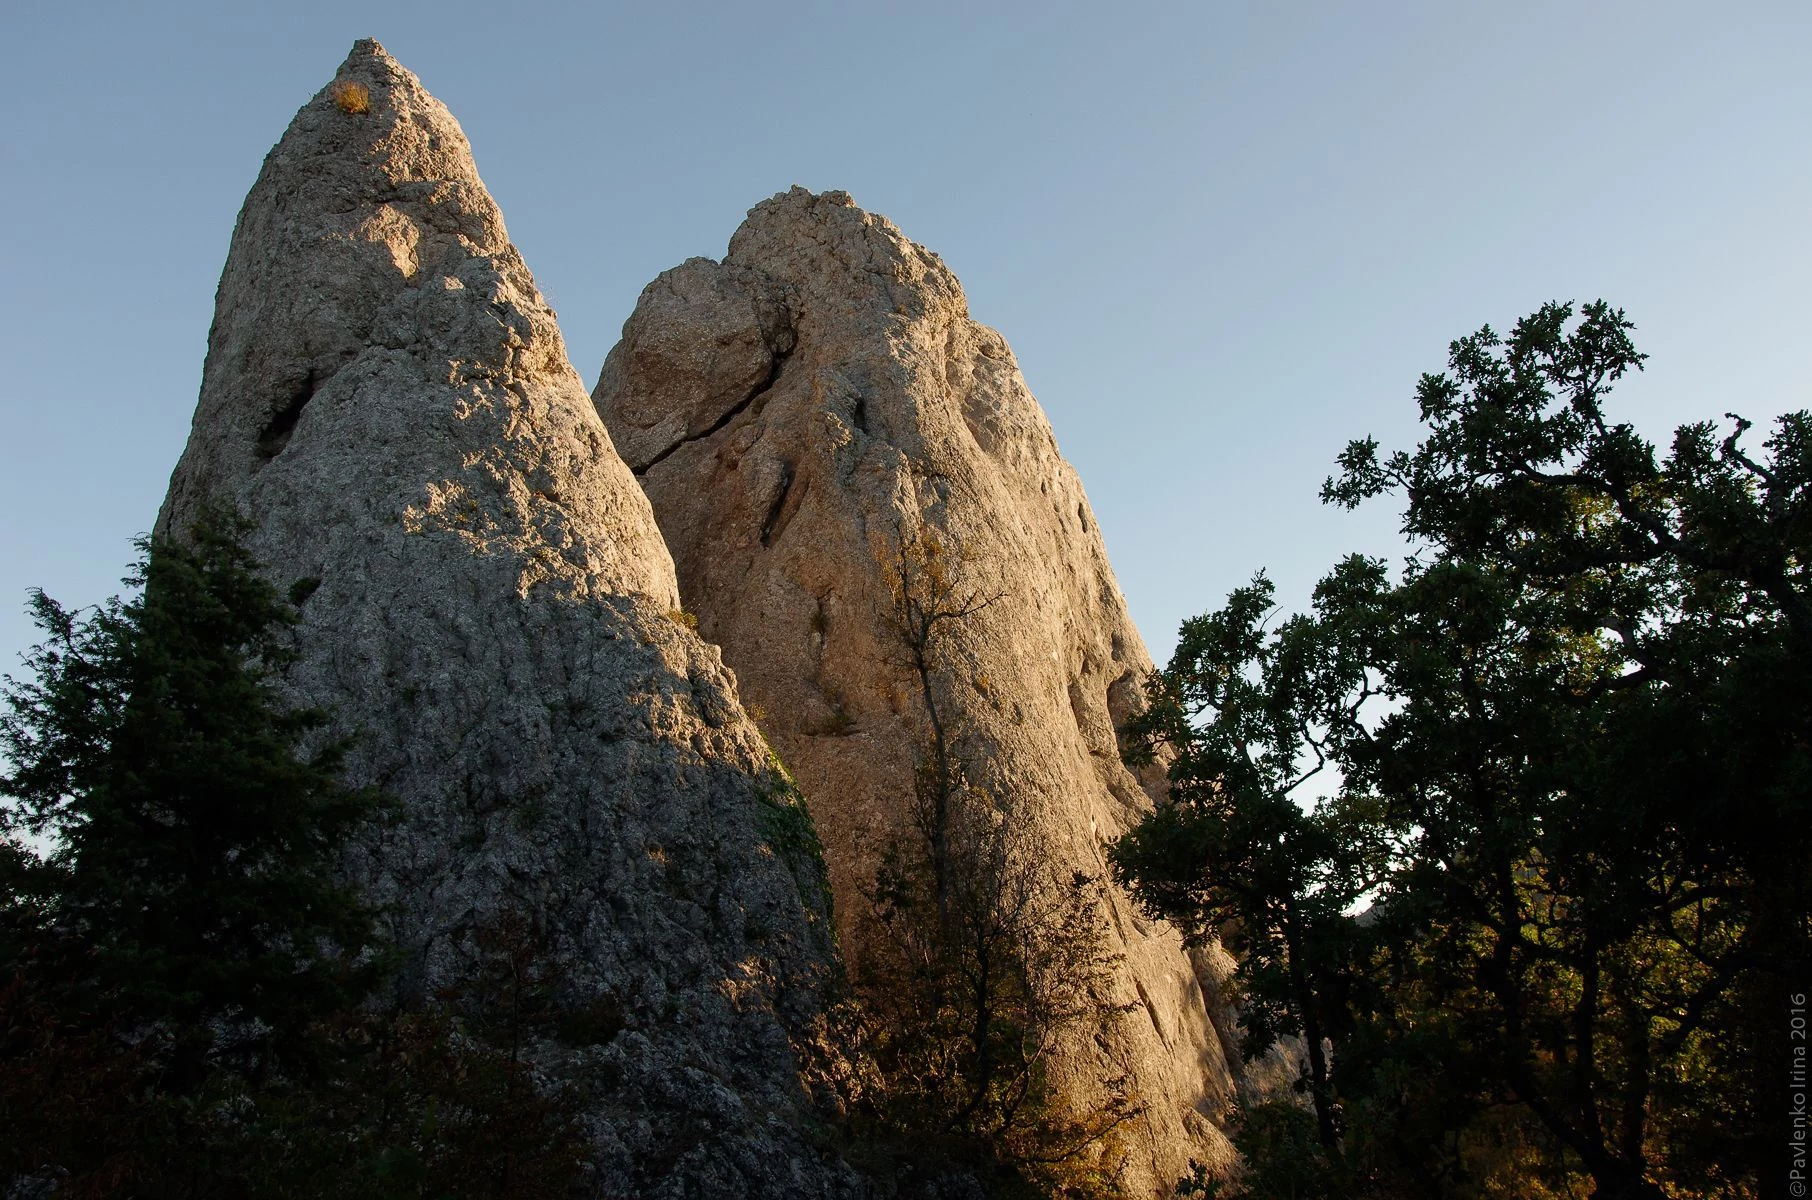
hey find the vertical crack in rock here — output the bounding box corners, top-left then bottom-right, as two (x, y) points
(158, 48), (868, 1198)
(597, 186), (1251, 1192)
(759, 460), (798, 547)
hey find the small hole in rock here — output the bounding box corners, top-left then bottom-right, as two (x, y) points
(257, 372), (318, 460)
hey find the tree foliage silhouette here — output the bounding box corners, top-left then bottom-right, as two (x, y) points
(2, 508), (386, 1072)
(1116, 302), (1805, 1199)
(0, 511), (583, 1197)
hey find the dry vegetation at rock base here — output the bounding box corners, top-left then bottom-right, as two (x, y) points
(842, 526), (1148, 1195)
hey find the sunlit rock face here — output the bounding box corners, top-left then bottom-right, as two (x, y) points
(159, 45), (868, 1198)
(598, 187), (1248, 1194)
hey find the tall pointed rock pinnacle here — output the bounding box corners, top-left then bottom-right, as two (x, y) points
(598, 188), (1256, 1193)
(160, 46), (865, 1196)
(161, 39), (672, 603)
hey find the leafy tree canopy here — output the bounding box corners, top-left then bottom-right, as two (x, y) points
(1116, 302), (1806, 1200)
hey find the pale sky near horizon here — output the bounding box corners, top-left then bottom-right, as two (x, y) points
(2, 1), (1808, 679)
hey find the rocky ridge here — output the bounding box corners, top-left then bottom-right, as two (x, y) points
(158, 45), (871, 1198)
(597, 188), (1247, 1195)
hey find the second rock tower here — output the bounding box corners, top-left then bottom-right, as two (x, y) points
(597, 187), (1243, 1194)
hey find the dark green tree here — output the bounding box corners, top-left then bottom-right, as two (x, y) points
(1111, 562), (1391, 1159)
(1327, 301), (1805, 1197)
(1, 511), (588, 1198)
(0, 508), (391, 1192)
(1116, 302), (1804, 1200)
(2, 508), (386, 1070)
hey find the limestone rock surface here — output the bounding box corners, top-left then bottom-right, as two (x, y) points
(159, 46), (868, 1198)
(597, 188), (1245, 1195)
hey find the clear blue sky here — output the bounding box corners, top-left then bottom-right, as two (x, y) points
(3, 1), (1808, 676)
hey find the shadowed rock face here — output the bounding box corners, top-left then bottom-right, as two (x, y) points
(597, 188), (1245, 1194)
(159, 45), (867, 1198)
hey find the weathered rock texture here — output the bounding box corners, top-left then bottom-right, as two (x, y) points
(158, 46), (870, 1198)
(597, 188), (1244, 1195)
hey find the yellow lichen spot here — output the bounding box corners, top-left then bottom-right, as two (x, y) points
(331, 81), (371, 115)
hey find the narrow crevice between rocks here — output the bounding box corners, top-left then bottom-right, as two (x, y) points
(633, 345), (792, 476)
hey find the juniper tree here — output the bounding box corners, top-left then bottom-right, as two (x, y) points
(1, 507), (387, 1072)
(0, 509), (394, 1193)
(0, 512), (590, 1198)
